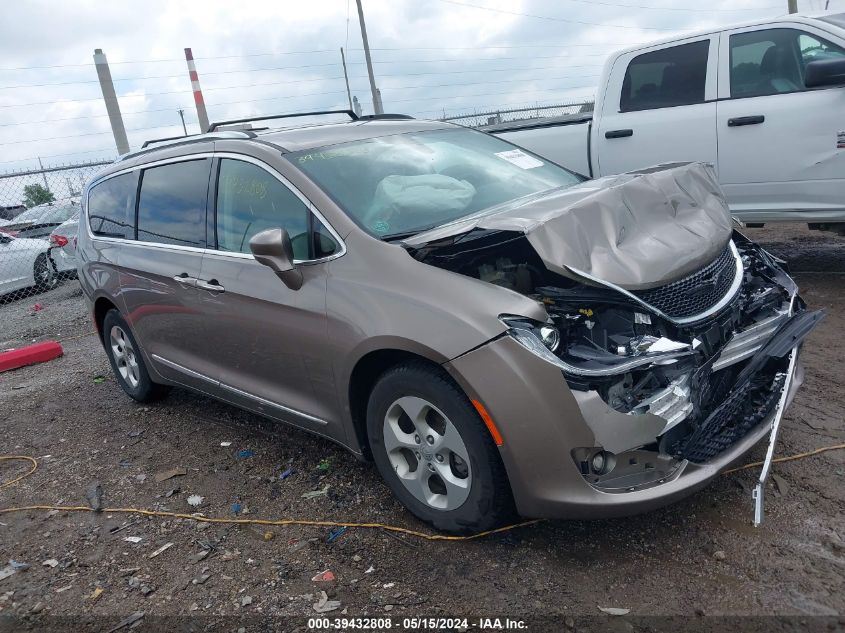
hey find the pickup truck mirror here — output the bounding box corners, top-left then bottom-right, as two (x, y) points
(804, 57), (845, 88)
(248, 227), (303, 290)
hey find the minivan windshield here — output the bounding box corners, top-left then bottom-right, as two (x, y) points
(289, 128), (583, 239)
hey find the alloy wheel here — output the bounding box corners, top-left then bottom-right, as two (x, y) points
(382, 396), (472, 511)
(110, 325), (140, 388)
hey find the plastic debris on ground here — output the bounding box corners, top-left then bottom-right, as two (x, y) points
(42, 559), (59, 568)
(317, 458), (331, 472)
(598, 607), (631, 616)
(311, 570), (336, 582)
(313, 591), (341, 613)
(90, 587), (104, 601)
(148, 542), (174, 559)
(279, 468), (294, 480)
(92, 376), (106, 384)
(123, 537), (143, 544)
(302, 484), (330, 500)
(326, 526), (347, 543)
(231, 502), (242, 515)
(154, 467), (187, 483)
(85, 482), (104, 511)
(220, 441), (232, 447)
(187, 494), (203, 507)
(237, 449), (255, 459)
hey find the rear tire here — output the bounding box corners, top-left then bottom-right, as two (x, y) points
(102, 310), (170, 403)
(33, 254), (57, 291)
(366, 361), (515, 534)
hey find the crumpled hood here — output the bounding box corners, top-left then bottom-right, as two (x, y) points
(404, 162), (733, 290)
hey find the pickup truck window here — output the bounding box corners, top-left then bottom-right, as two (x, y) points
(730, 28), (845, 98)
(620, 40), (709, 112)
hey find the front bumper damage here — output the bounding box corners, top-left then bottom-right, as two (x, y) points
(444, 237), (823, 523)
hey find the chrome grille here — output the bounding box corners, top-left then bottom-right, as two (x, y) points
(633, 245), (737, 320)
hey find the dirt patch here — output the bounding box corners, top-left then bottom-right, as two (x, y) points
(0, 227), (843, 627)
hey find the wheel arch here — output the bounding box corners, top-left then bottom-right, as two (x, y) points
(93, 295), (119, 343)
(347, 346), (445, 458)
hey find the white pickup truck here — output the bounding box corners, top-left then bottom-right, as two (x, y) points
(489, 12), (845, 229)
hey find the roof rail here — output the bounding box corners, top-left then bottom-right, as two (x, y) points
(141, 134), (200, 149)
(357, 113), (415, 121)
(206, 110), (358, 133)
(117, 130), (254, 162)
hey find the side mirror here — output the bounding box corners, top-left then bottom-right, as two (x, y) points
(804, 57), (845, 88)
(249, 227), (303, 290)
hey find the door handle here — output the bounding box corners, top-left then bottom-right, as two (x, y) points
(196, 279), (225, 293)
(605, 129), (633, 139)
(172, 274), (197, 285)
(728, 115), (764, 127)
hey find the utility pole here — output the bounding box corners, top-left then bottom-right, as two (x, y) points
(36, 157), (49, 190)
(340, 48), (354, 112)
(184, 48), (210, 132)
(93, 49), (130, 155)
(178, 109), (188, 136)
(788, 0), (798, 13)
(355, 0), (384, 114)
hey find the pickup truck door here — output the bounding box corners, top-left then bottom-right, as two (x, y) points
(594, 35), (719, 177)
(716, 22), (845, 223)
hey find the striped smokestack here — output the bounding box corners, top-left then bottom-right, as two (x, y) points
(184, 48), (210, 133)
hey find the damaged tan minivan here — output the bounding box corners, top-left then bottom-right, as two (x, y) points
(78, 111), (823, 533)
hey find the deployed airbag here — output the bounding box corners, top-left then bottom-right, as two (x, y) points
(365, 174), (476, 228)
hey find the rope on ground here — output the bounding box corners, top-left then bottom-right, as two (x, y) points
(720, 442), (845, 475)
(0, 456), (37, 489)
(2, 443), (843, 540)
(0, 455), (539, 541)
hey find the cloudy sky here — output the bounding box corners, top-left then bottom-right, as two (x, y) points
(0, 0), (841, 172)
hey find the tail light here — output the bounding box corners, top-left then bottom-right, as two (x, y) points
(50, 234), (69, 247)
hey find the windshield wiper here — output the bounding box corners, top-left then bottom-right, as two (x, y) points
(380, 230), (421, 242)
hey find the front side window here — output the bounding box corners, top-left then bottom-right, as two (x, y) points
(620, 40), (710, 112)
(215, 159), (311, 259)
(137, 159), (209, 247)
(730, 28), (845, 98)
(88, 173), (137, 238)
(289, 128), (582, 239)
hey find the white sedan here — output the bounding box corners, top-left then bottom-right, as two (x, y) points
(0, 232), (57, 298)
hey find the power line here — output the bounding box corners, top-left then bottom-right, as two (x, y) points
(516, 0), (780, 11)
(0, 70), (604, 128)
(0, 43), (637, 73)
(435, 0), (673, 29)
(0, 52), (613, 90)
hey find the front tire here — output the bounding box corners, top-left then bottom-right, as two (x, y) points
(366, 361), (514, 534)
(102, 310), (170, 403)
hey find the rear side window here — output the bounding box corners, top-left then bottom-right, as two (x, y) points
(730, 28), (845, 98)
(620, 40), (710, 112)
(215, 159), (310, 259)
(88, 173), (137, 238)
(137, 159), (210, 247)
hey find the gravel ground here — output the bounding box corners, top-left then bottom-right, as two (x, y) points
(0, 224), (843, 631)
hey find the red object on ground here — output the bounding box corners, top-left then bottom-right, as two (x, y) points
(0, 340), (63, 373)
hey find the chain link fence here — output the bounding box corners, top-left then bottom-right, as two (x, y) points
(0, 160), (113, 349)
(439, 99), (594, 128)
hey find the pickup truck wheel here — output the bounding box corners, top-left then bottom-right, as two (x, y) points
(102, 310), (170, 403)
(366, 361), (515, 534)
(33, 254), (57, 291)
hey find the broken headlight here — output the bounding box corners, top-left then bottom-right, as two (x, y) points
(500, 313), (694, 377)
(499, 315), (561, 353)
